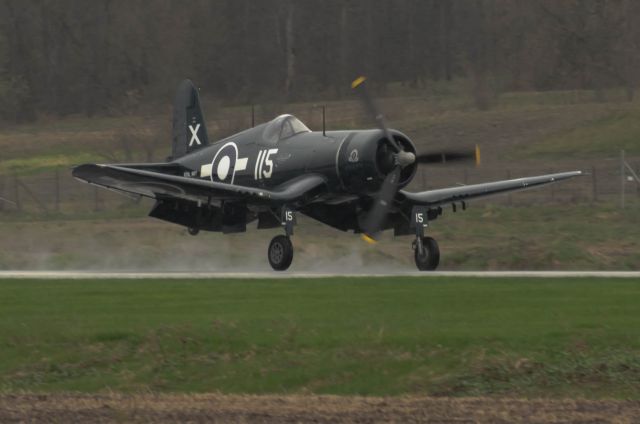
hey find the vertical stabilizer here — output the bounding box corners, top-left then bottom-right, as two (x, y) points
(171, 79), (209, 160)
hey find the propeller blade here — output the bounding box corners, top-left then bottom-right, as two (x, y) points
(361, 165), (402, 239)
(351, 76), (401, 153)
(416, 145), (481, 166)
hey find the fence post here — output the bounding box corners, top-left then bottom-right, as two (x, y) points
(322, 105), (326, 136)
(251, 104), (255, 128)
(0, 175), (4, 212)
(506, 170), (512, 206)
(591, 165), (597, 203)
(13, 174), (21, 212)
(94, 186), (101, 212)
(15, 176), (48, 213)
(54, 168), (61, 212)
(621, 150), (626, 209)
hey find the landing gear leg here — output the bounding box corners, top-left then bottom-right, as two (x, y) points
(267, 207), (296, 271)
(188, 206), (204, 236)
(411, 207), (440, 271)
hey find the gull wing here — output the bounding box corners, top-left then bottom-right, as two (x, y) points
(72, 164), (327, 205)
(399, 171), (583, 207)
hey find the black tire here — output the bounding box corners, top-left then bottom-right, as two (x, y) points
(414, 236), (440, 271)
(268, 235), (294, 271)
(188, 227), (200, 236)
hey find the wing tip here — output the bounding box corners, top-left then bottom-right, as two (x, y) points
(71, 163), (106, 178)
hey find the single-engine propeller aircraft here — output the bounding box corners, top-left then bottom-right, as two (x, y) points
(73, 78), (582, 271)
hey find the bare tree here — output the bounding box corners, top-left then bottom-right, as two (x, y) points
(1, 0), (640, 122)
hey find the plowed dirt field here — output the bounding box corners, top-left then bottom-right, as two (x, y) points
(1, 394), (638, 423)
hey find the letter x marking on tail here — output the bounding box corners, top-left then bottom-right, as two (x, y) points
(189, 124), (201, 146)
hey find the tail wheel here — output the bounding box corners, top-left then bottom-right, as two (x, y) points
(414, 236), (440, 271)
(268, 235), (294, 271)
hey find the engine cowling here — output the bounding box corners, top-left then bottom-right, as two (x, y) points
(337, 129), (417, 194)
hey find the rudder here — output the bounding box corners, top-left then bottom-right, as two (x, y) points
(171, 79), (209, 160)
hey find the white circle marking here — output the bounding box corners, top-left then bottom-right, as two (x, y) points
(217, 156), (231, 180)
(210, 141), (239, 184)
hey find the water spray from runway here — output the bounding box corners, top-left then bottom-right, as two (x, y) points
(2, 217), (410, 274)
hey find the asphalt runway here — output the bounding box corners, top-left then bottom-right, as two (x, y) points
(0, 270), (639, 279)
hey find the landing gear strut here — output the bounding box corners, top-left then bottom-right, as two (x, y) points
(267, 206), (296, 271)
(411, 206), (440, 271)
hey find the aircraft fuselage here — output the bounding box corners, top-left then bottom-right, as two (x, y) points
(175, 116), (417, 199)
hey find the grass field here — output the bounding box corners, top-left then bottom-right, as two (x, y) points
(1, 277), (639, 398)
(2, 203), (638, 271)
(1, 88), (639, 175)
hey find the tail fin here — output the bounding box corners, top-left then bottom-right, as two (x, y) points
(171, 79), (209, 160)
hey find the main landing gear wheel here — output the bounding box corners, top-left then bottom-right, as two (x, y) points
(414, 236), (440, 271)
(188, 227), (200, 236)
(268, 235), (294, 271)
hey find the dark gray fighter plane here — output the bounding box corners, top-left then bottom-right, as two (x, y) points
(73, 78), (582, 271)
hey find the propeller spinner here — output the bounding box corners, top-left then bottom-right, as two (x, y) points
(351, 76), (479, 240)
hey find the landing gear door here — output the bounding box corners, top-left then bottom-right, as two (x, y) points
(411, 206), (429, 238)
(281, 206), (296, 236)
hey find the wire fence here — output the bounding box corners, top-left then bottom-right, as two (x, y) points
(0, 160), (637, 217)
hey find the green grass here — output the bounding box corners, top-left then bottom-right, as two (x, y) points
(1, 203), (638, 271)
(1, 277), (639, 397)
(435, 203), (640, 271)
(0, 152), (100, 175)
(1, 86), (638, 171)
(525, 104), (640, 157)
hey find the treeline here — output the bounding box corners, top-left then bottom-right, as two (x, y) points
(1, 0), (639, 122)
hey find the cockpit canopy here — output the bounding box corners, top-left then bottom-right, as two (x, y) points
(262, 114), (311, 146)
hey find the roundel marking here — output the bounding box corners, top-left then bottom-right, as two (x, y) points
(210, 142), (239, 184)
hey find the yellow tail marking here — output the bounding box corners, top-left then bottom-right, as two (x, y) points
(475, 144), (481, 166)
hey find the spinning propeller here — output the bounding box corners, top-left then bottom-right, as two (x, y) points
(351, 76), (480, 242)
